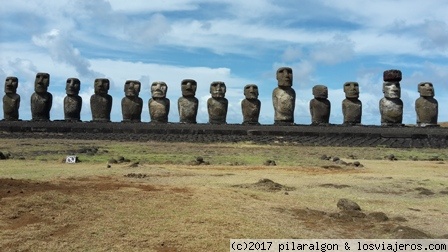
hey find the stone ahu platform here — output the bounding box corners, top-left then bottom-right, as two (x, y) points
(1, 120), (448, 148)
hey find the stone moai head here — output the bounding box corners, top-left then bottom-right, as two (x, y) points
(210, 81), (226, 98)
(418, 82), (434, 97)
(276, 67), (293, 88)
(151, 81), (168, 98)
(244, 84), (259, 100)
(34, 72), (50, 94)
(343, 82), (359, 99)
(383, 69), (401, 99)
(94, 78), (110, 95)
(181, 79), (197, 97)
(312, 85), (328, 99)
(66, 78), (81, 96)
(4, 76), (18, 94)
(124, 80), (141, 98)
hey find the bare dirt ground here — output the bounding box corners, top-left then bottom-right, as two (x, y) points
(0, 139), (447, 251)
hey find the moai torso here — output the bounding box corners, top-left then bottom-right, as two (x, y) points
(178, 97), (198, 123)
(380, 98), (403, 125)
(310, 98), (331, 125)
(122, 97), (143, 122)
(342, 99), (362, 125)
(242, 99), (261, 125)
(207, 97), (228, 124)
(273, 67), (295, 125)
(310, 85), (330, 125)
(64, 95), (82, 121)
(149, 98), (170, 123)
(3, 94), (20, 121)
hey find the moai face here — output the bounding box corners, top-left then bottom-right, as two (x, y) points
(244, 84), (259, 99)
(210, 81), (226, 98)
(312, 85), (328, 99)
(66, 78), (81, 96)
(34, 72), (50, 93)
(151, 81), (167, 98)
(4, 76), (18, 94)
(181, 79), (197, 97)
(418, 82), (434, 97)
(344, 82), (359, 99)
(124, 80), (141, 97)
(276, 67), (293, 88)
(383, 82), (401, 99)
(94, 78), (110, 95)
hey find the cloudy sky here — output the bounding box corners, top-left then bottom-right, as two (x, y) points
(1, 0), (448, 125)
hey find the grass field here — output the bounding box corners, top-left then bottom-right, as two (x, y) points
(0, 138), (447, 251)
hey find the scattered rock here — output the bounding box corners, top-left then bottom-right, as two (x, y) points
(319, 183), (351, 189)
(129, 162), (139, 168)
(332, 156), (340, 162)
(264, 160), (276, 166)
(385, 154), (397, 161)
(320, 154), (331, 160)
(124, 173), (148, 179)
(107, 164), (111, 168)
(233, 178), (295, 192)
(348, 154), (356, 159)
(415, 187), (435, 195)
(353, 161), (361, 167)
(0, 151), (7, 160)
(337, 198), (361, 211)
(392, 216), (407, 222)
(392, 226), (431, 239)
(368, 212), (389, 222)
(108, 158), (118, 164)
(190, 156), (209, 165)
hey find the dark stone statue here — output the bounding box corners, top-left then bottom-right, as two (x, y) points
(121, 80), (143, 122)
(90, 78), (112, 122)
(207, 81), (228, 124)
(178, 79), (198, 124)
(149, 81), (170, 123)
(379, 69), (403, 126)
(31, 72), (52, 121)
(342, 82), (362, 125)
(309, 85), (330, 125)
(3, 76), (20, 121)
(272, 67), (295, 125)
(64, 78), (82, 122)
(415, 82), (438, 127)
(241, 84), (261, 125)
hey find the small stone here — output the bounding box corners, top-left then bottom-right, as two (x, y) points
(337, 198), (361, 211)
(332, 156), (340, 162)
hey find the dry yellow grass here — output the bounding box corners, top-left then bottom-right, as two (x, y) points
(0, 139), (447, 251)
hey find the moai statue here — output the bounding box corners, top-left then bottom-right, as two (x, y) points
(64, 78), (82, 122)
(31, 72), (52, 121)
(415, 82), (438, 127)
(149, 81), (170, 123)
(90, 78), (112, 122)
(178, 79), (198, 124)
(342, 82), (362, 125)
(309, 85), (331, 125)
(272, 67), (295, 125)
(121, 80), (143, 122)
(379, 69), (403, 126)
(207, 81), (228, 124)
(241, 84), (261, 125)
(3, 76), (20, 121)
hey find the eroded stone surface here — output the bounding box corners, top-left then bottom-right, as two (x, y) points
(3, 76), (20, 121)
(31, 73), (52, 121)
(90, 78), (112, 122)
(310, 85), (330, 125)
(241, 84), (261, 125)
(273, 67), (295, 125)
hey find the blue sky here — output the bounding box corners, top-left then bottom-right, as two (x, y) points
(1, 0), (448, 125)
